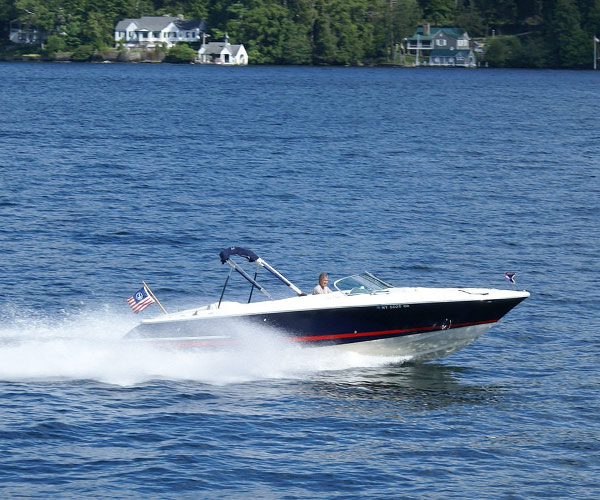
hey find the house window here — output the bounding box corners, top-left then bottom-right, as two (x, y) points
(153, 31), (160, 38)
(436, 39), (447, 47)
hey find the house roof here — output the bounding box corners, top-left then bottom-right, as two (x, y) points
(115, 16), (206, 32)
(177, 19), (206, 30)
(407, 27), (467, 41)
(200, 42), (245, 57)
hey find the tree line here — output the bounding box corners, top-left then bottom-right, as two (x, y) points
(1, 0), (599, 68)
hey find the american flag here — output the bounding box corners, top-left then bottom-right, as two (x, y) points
(504, 272), (516, 284)
(126, 286), (155, 313)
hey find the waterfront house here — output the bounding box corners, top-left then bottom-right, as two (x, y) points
(197, 36), (248, 65)
(114, 16), (207, 49)
(9, 20), (47, 44)
(405, 24), (476, 67)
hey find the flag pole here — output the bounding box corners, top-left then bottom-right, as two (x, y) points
(595, 36), (597, 70)
(142, 280), (168, 314)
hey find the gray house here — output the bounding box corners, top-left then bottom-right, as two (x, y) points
(405, 24), (476, 67)
(9, 20), (47, 44)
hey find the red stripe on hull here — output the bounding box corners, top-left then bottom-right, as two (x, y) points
(143, 319), (499, 348)
(291, 318), (498, 342)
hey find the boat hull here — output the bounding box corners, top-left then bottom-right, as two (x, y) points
(317, 323), (494, 362)
(126, 294), (527, 361)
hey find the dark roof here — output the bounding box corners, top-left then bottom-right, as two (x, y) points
(200, 42), (245, 56)
(115, 16), (206, 32)
(407, 27), (467, 41)
(176, 19), (207, 31)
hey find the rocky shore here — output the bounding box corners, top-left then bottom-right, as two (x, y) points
(2, 49), (166, 63)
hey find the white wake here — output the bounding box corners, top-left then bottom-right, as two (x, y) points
(0, 309), (406, 386)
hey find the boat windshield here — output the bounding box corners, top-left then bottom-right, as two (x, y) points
(333, 273), (392, 295)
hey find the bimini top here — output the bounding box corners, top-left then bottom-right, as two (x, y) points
(219, 247), (259, 264)
(217, 247), (305, 305)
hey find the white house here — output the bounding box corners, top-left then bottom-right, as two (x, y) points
(114, 16), (207, 49)
(197, 36), (248, 65)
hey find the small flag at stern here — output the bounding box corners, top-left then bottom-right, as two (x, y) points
(127, 285), (155, 313)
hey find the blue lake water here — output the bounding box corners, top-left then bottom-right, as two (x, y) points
(0, 62), (599, 498)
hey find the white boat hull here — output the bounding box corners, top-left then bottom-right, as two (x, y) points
(315, 322), (494, 362)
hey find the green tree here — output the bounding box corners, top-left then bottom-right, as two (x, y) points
(511, 34), (550, 67)
(0, 0), (17, 40)
(165, 42), (196, 62)
(474, 0), (517, 28)
(313, 15), (338, 64)
(484, 37), (507, 66)
(281, 21), (313, 64)
(395, 0), (422, 41)
(153, 0), (210, 19)
(71, 43), (93, 61)
(44, 33), (67, 54)
(310, 0), (376, 65)
(485, 35), (549, 68)
(454, 3), (486, 37)
(184, 0), (210, 20)
(515, 0), (542, 20)
(546, 0), (589, 67)
(228, 2), (291, 64)
(390, 0), (422, 61)
(582, 0), (600, 35)
(124, 0), (155, 17)
(421, 0), (456, 25)
(62, 19), (84, 48)
(282, 0), (318, 63)
(328, 0), (363, 65)
(82, 11), (114, 48)
(15, 0), (58, 31)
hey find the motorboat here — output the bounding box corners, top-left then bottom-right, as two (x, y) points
(125, 247), (529, 362)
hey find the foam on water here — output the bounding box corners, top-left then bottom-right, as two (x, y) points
(0, 311), (406, 386)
